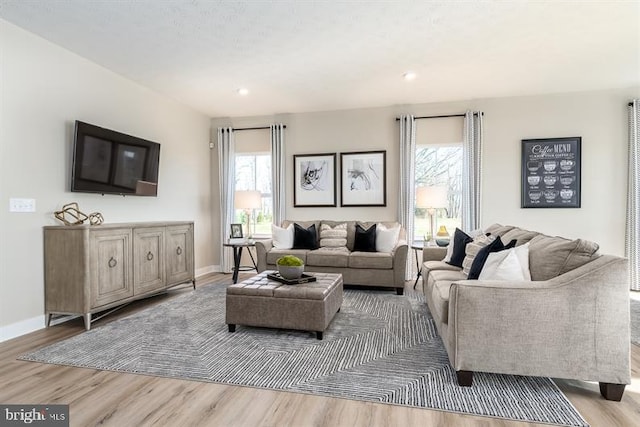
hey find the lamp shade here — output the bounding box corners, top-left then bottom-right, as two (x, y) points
(234, 190), (262, 209)
(415, 186), (448, 208)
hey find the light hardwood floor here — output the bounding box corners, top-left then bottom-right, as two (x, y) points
(1, 274), (638, 427)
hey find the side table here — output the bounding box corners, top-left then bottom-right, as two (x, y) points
(411, 241), (425, 289)
(223, 240), (258, 284)
(413, 243), (449, 289)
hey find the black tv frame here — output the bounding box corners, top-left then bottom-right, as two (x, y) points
(71, 121), (160, 196)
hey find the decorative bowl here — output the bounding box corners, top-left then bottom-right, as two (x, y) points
(277, 265), (305, 280)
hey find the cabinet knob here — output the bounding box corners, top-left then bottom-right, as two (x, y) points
(108, 257), (117, 268)
(146, 251), (154, 261)
(176, 246), (183, 255)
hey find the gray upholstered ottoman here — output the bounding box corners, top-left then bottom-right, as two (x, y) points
(226, 271), (343, 339)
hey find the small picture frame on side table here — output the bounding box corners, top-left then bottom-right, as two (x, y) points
(230, 223), (243, 239)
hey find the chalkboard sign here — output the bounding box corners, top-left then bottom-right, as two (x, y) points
(521, 137), (581, 208)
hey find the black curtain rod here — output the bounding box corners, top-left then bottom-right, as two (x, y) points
(221, 125), (287, 132)
(395, 112), (483, 121)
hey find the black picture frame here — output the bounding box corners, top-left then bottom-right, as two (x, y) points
(521, 137), (581, 208)
(340, 150), (387, 207)
(293, 153), (337, 207)
(230, 223), (243, 238)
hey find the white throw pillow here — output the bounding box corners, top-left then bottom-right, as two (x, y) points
(514, 243), (531, 280)
(272, 223), (294, 249)
(479, 243), (531, 281)
(376, 223), (401, 253)
(442, 241), (455, 263)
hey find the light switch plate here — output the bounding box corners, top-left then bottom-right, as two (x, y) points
(9, 198), (36, 212)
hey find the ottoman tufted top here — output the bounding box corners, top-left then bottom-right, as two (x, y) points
(227, 271), (342, 300)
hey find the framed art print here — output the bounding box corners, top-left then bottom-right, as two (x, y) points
(340, 150), (387, 207)
(521, 137), (581, 208)
(293, 153), (337, 207)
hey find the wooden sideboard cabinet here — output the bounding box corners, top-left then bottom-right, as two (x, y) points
(44, 221), (195, 330)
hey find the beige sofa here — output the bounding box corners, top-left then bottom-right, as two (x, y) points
(421, 223), (631, 401)
(256, 220), (408, 294)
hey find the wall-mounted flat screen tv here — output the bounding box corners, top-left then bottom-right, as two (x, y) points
(71, 121), (160, 196)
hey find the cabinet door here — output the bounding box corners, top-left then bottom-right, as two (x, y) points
(90, 229), (134, 308)
(133, 227), (166, 294)
(166, 224), (194, 285)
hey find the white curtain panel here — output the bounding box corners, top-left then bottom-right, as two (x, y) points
(627, 100), (640, 291)
(270, 124), (285, 226)
(398, 114), (416, 279)
(462, 111), (484, 231)
(217, 127), (235, 273)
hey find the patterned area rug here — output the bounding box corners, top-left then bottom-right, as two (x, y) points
(21, 285), (588, 426)
(632, 297), (640, 346)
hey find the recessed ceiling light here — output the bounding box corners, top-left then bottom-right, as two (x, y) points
(237, 88), (249, 96)
(403, 72), (416, 81)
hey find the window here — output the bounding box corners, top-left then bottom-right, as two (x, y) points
(414, 144), (463, 240)
(235, 153), (272, 236)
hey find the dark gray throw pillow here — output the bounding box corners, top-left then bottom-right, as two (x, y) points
(292, 223), (318, 249)
(467, 237), (517, 279)
(353, 224), (377, 252)
(447, 228), (473, 268)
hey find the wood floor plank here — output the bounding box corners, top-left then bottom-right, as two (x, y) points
(0, 273), (637, 426)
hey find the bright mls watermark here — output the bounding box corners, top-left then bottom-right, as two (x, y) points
(0, 405), (68, 426)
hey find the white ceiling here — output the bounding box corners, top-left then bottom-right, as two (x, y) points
(1, 1), (639, 118)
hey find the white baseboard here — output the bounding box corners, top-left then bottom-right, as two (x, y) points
(0, 315), (45, 343)
(196, 264), (220, 277)
(0, 265), (222, 343)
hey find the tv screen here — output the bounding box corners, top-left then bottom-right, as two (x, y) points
(71, 121), (160, 196)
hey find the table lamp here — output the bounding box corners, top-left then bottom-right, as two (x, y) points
(415, 186), (448, 245)
(234, 190), (262, 238)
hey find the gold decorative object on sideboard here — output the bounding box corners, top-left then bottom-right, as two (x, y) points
(44, 221), (195, 330)
(88, 212), (104, 225)
(54, 202), (88, 225)
(54, 202), (104, 226)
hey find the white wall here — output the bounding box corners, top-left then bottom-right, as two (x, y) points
(479, 91), (632, 253)
(212, 87), (639, 260)
(0, 20), (214, 340)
